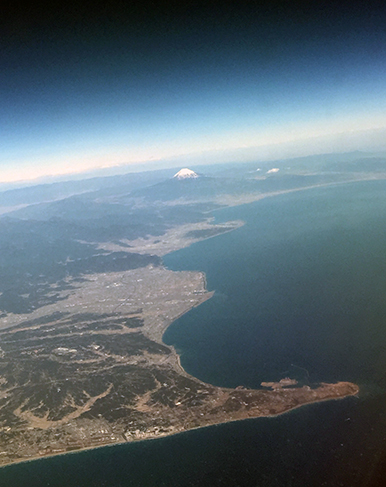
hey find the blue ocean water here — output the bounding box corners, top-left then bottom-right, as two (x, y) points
(164, 180), (386, 389)
(3, 180), (386, 486)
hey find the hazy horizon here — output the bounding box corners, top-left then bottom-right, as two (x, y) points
(2, 1), (386, 185)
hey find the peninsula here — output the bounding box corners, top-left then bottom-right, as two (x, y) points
(0, 219), (359, 467)
(0, 163), (368, 467)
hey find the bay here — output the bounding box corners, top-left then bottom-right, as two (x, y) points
(3, 179), (386, 486)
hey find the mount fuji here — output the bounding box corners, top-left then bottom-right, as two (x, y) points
(173, 168), (199, 180)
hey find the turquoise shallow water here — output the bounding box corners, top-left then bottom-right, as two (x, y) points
(3, 179), (386, 486)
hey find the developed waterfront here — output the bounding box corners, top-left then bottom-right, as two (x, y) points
(0, 202), (360, 468)
(3, 178), (386, 485)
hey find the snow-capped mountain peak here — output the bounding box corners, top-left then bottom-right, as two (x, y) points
(173, 168), (199, 180)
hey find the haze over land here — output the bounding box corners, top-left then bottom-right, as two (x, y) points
(2, 1), (386, 184)
(0, 153), (379, 466)
(2, 1), (386, 484)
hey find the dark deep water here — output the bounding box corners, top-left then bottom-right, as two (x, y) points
(3, 180), (386, 486)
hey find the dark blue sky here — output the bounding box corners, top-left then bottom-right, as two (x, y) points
(2, 0), (386, 182)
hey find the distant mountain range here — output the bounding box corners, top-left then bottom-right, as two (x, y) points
(2, 152), (386, 213)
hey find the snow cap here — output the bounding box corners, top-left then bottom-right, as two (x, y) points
(173, 168), (199, 179)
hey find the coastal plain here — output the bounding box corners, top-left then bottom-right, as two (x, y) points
(0, 219), (358, 467)
(0, 160), (371, 467)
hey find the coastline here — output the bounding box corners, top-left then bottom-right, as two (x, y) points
(0, 178), (367, 469)
(212, 174), (386, 210)
(0, 382), (360, 471)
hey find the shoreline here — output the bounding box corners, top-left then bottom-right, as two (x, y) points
(0, 382), (360, 471)
(0, 178), (367, 469)
(211, 174), (386, 210)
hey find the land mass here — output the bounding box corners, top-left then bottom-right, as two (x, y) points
(0, 163), (366, 467)
(0, 226), (358, 467)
